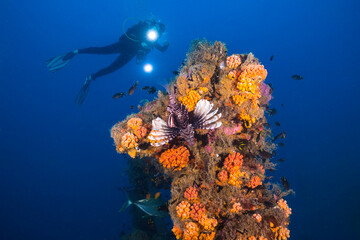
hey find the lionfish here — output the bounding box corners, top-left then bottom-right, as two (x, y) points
(148, 88), (222, 146)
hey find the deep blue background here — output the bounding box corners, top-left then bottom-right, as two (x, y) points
(1, 0), (359, 239)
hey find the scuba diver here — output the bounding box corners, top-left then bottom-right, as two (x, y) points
(46, 19), (169, 105)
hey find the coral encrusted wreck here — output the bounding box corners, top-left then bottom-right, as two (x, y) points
(111, 40), (292, 240)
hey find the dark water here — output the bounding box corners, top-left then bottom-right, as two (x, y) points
(1, 0), (359, 239)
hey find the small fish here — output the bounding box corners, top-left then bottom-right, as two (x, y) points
(128, 81), (139, 95)
(112, 92), (126, 99)
(172, 70), (180, 75)
(291, 74), (303, 80)
(154, 192), (161, 200)
(274, 131), (286, 141)
(281, 176), (290, 190)
(270, 55), (274, 61)
(263, 201), (275, 208)
(259, 151), (273, 159)
(279, 142), (285, 147)
(268, 83), (274, 95)
(277, 158), (286, 162)
(142, 86), (150, 90)
(256, 133), (261, 142)
(147, 86), (157, 94)
(268, 108), (277, 116)
(139, 99), (149, 105)
(238, 141), (246, 150)
(275, 121), (280, 127)
(187, 67), (193, 80)
(130, 105), (134, 109)
(146, 193), (151, 200)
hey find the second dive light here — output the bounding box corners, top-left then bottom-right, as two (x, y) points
(143, 63), (153, 73)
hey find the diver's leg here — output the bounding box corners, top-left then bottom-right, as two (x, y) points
(75, 54), (134, 105)
(78, 42), (123, 55)
(91, 54), (135, 80)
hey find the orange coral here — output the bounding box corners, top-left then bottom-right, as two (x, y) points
(247, 175), (262, 188)
(257, 164), (265, 175)
(228, 171), (242, 186)
(176, 200), (191, 220)
(217, 170), (228, 183)
(183, 222), (200, 240)
(190, 203), (207, 221)
(274, 226), (290, 240)
(239, 111), (256, 128)
(236, 79), (258, 94)
(198, 87), (208, 94)
(158, 146), (190, 171)
(227, 70), (238, 80)
(227, 54), (242, 68)
(203, 76), (210, 84)
(259, 237), (268, 240)
(240, 64), (267, 81)
(230, 202), (243, 214)
(248, 236), (256, 240)
(277, 199), (292, 217)
(253, 213), (262, 222)
(116, 144), (125, 153)
(232, 94), (249, 106)
(134, 126), (148, 139)
(184, 186), (199, 201)
(199, 232), (215, 240)
(232, 64), (266, 113)
(224, 152), (243, 173)
(172, 225), (183, 239)
(178, 90), (201, 111)
(127, 148), (137, 159)
(127, 117), (143, 129)
(199, 215), (218, 231)
(121, 132), (138, 149)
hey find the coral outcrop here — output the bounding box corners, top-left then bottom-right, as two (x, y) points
(158, 146), (190, 171)
(111, 40), (292, 240)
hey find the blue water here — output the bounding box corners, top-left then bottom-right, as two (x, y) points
(1, 0), (359, 239)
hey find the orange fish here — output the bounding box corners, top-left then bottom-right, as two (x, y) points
(146, 193), (151, 200)
(154, 192), (161, 200)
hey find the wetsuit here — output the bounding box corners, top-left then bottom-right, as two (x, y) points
(78, 21), (168, 80)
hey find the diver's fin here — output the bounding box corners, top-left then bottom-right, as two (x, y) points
(46, 51), (76, 73)
(119, 188), (133, 212)
(75, 76), (92, 106)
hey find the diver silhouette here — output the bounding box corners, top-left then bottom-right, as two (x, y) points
(46, 19), (169, 105)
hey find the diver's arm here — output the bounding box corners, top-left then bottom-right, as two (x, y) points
(154, 41), (169, 52)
